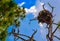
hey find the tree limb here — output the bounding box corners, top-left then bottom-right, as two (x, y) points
(52, 25), (59, 34)
(30, 29), (37, 40)
(48, 3), (54, 13)
(54, 35), (60, 40)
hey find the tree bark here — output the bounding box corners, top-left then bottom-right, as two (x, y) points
(49, 18), (53, 41)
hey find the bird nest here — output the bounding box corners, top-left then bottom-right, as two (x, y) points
(37, 9), (53, 24)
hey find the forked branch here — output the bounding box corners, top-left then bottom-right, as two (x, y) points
(48, 3), (55, 13)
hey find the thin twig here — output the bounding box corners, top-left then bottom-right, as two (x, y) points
(9, 29), (37, 41)
(16, 35), (26, 41)
(48, 3), (54, 13)
(30, 29), (37, 40)
(52, 25), (59, 34)
(30, 18), (37, 21)
(52, 23), (60, 34)
(53, 23), (60, 26)
(54, 35), (60, 40)
(42, 4), (45, 10)
(31, 29), (37, 38)
(20, 34), (30, 38)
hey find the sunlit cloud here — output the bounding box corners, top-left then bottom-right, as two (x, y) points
(25, 6), (37, 15)
(24, 0), (45, 17)
(39, 22), (43, 27)
(25, 2), (45, 17)
(24, 0), (45, 27)
(23, 0), (47, 28)
(40, 29), (43, 33)
(18, 2), (25, 7)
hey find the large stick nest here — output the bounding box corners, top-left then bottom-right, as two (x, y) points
(37, 9), (53, 24)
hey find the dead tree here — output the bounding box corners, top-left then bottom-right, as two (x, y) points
(8, 29), (37, 41)
(29, 3), (60, 41)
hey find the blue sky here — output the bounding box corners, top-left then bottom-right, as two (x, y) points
(14, 0), (36, 8)
(7, 0), (60, 41)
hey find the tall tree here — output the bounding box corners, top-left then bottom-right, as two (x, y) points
(29, 3), (60, 41)
(0, 0), (25, 41)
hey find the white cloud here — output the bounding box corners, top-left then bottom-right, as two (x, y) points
(39, 22), (43, 27)
(29, 6), (37, 13)
(24, 0), (45, 27)
(18, 2), (25, 7)
(25, 8), (29, 13)
(18, 0), (46, 28)
(18, 0), (45, 18)
(24, 0), (45, 18)
(40, 2), (44, 6)
(23, 0), (46, 27)
(25, 6), (37, 15)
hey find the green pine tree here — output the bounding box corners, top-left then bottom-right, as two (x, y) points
(0, 0), (26, 41)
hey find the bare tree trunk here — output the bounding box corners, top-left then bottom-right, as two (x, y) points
(49, 19), (53, 41)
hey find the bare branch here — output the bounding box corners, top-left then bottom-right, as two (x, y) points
(54, 35), (60, 40)
(29, 18), (37, 24)
(20, 34), (30, 38)
(42, 4), (45, 10)
(53, 23), (58, 25)
(52, 25), (59, 34)
(16, 35), (26, 41)
(53, 22), (60, 27)
(29, 18), (37, 22)
(9, 29), (37, 41)
(48, 3), (54, 13)
(30, 29), (37, 39)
